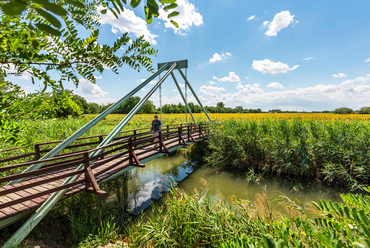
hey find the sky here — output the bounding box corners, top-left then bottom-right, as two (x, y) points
(8, 0), (370, 111)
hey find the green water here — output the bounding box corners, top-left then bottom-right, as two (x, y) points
(128, 154), (343, 214)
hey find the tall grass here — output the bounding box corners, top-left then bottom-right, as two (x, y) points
(127, 186), (370, 247)
(205, 119), (370, 190)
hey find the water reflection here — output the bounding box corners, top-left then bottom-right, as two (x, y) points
(128, 155), (193, 214)
(128, 155), (344, 215)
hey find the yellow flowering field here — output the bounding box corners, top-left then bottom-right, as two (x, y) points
(97, 113), (370, 124)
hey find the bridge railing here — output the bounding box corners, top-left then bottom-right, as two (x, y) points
(0, 123), (202, 166)
(0, 123), (209, 211)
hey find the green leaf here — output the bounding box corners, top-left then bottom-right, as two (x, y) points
(170, 20), (178, 28)
(164, 3), (177, 11)
(353, 242), (365, 248)
(35, 23), (62, 36)
(1, 1), (27, 16)
(167, 11), (179, 18)
(36, 8), (61, 29)
(33, 0), (68, 16)
(144, 6), (152, 24)
(262, 235), (276, 248)
(100, 8), (107, 14)
(160, 0), (176, 4)
(65, 0), (86, 9)
(130, 0), (141, 8)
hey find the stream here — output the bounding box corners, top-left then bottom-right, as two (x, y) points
(127, 154), (344, 215)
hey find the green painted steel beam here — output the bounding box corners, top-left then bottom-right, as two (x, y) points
(170, 72), (197, 125)
(177, 68), (212, 122)
(7, 63), (169, 186)
(2, 63), (177, 248)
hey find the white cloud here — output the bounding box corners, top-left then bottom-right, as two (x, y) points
(98, 6), (158, 45)
(196, 74), (370, 111)
(262, 21), (269, 27)
(366, 58), (370, 63)
(208, 80), (216, 85)
(236, 83), (263, 94)
(2, 64), (31, 80)
(247, 15), (255, 21)
(158, 0), (203, 35)
(303, 57), (314, 61)
(332, 73), (346, 78)
(267, 82), (284, 89)
(94, 75), (103, 80)
(78, 79), (109, 98)
(264, 11), (295, 36)
(213, 72), (240, 82)
(209, 52), (232, 63)
(252, 59), (299, 74)
(199, 85), (225, 95)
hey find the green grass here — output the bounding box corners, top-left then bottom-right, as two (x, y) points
(126, 186), (370, 248)
(204, 119), (370, 190)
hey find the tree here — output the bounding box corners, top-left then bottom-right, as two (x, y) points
(0, 0), (181, 144)
(0, 0), (181, 91)
(334, 107), (353, 114)
(217, 102), (225, 109)
(235, 106), (243, 113)
(88, 102), (100, 114)
(359, 106), (370, 114)
(72, 93), (90, 114)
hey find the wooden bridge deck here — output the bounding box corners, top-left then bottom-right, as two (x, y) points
(0, 123), (208, 228)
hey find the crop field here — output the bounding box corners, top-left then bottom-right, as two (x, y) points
(1, 113), (369, 150)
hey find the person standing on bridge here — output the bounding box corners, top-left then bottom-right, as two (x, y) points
(151, 115), (162, 147)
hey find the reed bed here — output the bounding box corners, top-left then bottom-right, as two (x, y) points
(205, 119), (370, 190)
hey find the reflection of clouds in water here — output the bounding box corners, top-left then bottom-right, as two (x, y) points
(128, 156), (195, 214)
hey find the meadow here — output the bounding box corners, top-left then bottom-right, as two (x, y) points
(1, 113), (370, 247)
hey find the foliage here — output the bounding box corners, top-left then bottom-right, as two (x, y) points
(205, 119), (370, 190)
(127, 187), (370, 247)
(0, 0), (179, 89)
(359, 107), (370, 114)
(334, 107), (353, 114)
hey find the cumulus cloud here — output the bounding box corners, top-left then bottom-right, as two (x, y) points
(264, 11), (295, 36)
(303, 57), (314, 61)
(78, 79), (109, 98)
(197, 74), (370, 111)
(208, 80), (216, 85)
(236, 83), (263, 94)
(247, 15), (255, 21)
(209, 52), (232, 63)
(366, 58), (370, 63)
(213, 72), (240, 82)
(267, 82), (284, 89)
(158, 0), (203, 35)
(252, 59), (299, 74)
(199, 85), (225, 95)
(332, 73), (346, 78)
(98, 6), (158, 45)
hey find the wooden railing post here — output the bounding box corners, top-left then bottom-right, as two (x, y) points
(187, 125), (190, 142)
(83, 152), (107, 197)
(178, 127), (182, 145)
(159, 131), (163, 153)
(199, 124), (201, 139)
(128, 138), (133, 165)
(34, 144), (40, 161)
(83, 152), (92, 190)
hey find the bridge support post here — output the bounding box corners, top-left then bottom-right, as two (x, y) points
(83, 153), (107, 197)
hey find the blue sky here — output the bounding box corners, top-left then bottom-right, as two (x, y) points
(10, 0), (370, 111)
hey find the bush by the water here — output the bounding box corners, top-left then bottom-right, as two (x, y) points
(205, 119), (370, 191)
(127, 187), (370, 247)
